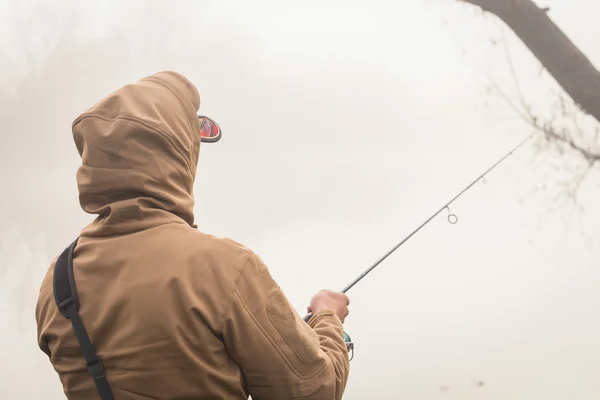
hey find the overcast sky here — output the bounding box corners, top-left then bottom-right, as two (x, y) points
(1, 1), (599, 399)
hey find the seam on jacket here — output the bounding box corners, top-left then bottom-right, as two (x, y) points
(221, 252), (328, 388)
(73, 112), (195, 176)
(143, 77), (198, 150)
(79, 219), (189, 238)
(114, 386), (157, 400)
(219, 251), (252, 325)
(266, 289), (321, 365)
(233, 289), (325, 382)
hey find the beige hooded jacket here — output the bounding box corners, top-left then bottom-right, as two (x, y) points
(35, 71), (350, 400)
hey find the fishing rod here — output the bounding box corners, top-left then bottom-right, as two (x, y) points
(341, 133), (534, 293)
(303, 133), (536, 360)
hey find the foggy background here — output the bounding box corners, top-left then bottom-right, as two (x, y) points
(1, 0), (599, 398)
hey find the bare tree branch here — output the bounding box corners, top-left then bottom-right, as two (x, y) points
(459, 0), (600, 125)
(455, 0), (600, 166)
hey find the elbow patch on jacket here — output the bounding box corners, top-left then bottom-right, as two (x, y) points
(267, 288), (321, 364)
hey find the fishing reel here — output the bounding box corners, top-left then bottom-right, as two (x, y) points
(343, 331), (355, 361)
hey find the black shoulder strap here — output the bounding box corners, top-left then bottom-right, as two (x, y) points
(53, 238), (114, 400)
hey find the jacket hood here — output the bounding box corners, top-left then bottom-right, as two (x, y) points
(72, 71), (201, 236)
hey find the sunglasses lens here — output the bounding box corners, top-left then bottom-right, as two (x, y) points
(198, 116), (222, 143)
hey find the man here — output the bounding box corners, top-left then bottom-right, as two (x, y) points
(35, 71), (351, 399)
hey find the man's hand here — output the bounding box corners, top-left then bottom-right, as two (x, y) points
(307, 290), (350, 323)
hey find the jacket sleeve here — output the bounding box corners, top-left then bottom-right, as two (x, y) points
(221, 251), (350, 400)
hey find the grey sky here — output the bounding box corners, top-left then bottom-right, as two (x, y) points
(1, 1), (599, 399)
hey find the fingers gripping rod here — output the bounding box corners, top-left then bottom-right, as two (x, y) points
(303, 134), (534, 360)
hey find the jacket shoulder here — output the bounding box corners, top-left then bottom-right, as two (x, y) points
(190, 229), (254, 258)
(158, 223), (255, 259)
